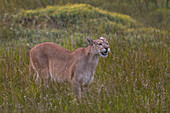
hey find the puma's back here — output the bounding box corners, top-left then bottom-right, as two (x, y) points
(30, 42), (74, 82)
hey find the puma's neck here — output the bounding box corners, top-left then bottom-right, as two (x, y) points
(85, 45), (100, 64)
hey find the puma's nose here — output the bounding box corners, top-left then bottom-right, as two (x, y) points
(103, 48), (110, 53)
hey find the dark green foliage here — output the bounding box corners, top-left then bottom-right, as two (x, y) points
(150, 8), (170, 29)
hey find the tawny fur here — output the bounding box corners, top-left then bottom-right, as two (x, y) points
(29, 37), (110, 97)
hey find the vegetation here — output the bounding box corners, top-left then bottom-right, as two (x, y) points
(0, 0), (169, 29)
(0, 1), (169, 113)
(13, 4), (138, 27)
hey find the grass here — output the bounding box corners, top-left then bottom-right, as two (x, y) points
(0, 3), (169, 113)
(0, 32), (169, 112)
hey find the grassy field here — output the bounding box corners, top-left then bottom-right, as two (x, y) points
(0, 4), (169, 113)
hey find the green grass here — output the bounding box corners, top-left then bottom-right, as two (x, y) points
(0, 3), (169, 113)
(0, 32), (169, 112)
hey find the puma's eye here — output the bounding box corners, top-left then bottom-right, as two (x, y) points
(98, 43), (102, 45)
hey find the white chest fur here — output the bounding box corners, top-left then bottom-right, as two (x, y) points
(81, 72), (94, 86)
(78, 59), (97, 86)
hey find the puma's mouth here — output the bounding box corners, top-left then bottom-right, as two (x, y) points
(99, 48), (110, 57)
(100, 48), (110, 57)
(100, 51), (108, 57)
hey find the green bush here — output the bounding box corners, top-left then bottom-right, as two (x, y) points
(13, 4), (140, 29)
(13, 4), (166, 35)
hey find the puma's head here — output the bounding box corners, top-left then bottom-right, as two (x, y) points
(87, 37), (110, 57)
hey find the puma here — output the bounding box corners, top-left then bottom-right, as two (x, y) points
(29, 37), (110, 97)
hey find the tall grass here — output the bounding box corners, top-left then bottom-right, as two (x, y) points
(0, 31), (169, 112)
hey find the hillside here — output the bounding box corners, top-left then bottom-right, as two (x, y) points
(13, 4), (160, 34)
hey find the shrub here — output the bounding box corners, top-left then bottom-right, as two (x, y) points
(13, 4), (140, 29)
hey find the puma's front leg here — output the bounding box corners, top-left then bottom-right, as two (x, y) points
(72, 81), (81, 98)
(81, 85), (89, 96)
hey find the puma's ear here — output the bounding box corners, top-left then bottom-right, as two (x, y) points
(100, 37), (106, 41)
(87, 37), (94, 46)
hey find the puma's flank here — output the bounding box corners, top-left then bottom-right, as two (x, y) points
(29, 37), (110, 97)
